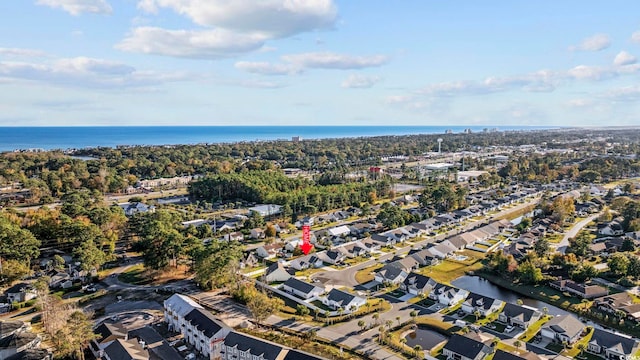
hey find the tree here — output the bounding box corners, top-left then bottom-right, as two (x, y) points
(413, 345), (423, 359)
(570, 264), (598, 283)
(247, 289), (284, 325)
(534, 237), (550, 258)
(0, 259), (31, 284)
(52, 310), (96, 360)
(410, 310), (418, 323)
(0, 215), (40, 268)
(73, 239), (107, 277)
(358, 320), (366, 332)
(568, 232), (591, 258)
(517, 261), (544, 284)
(265, 224), (277, 238)
(608, 253), (630, 277)
(514, 340), (521, 349)
(194, 239), (243, 290)
(296, 304), (310, 317)
(622, 238), (636, 252)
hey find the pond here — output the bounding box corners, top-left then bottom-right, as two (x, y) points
(403, 327), (448, 350)
(451, 275), (574, 317)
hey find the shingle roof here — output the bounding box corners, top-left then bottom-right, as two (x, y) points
(164, 294), (202, 318)
(463, 292), (500, 311)
(5, 349), (52, 360)
(326, 288), (361, 307)
(223, 331), (284, 360)
(589, 328), (638, 356)
(95, 322), (127, 343)
(501, 303), (539, 323)
(0, 332), (38, 350)
(103, 338), (149, 360)
(443, 334), (490, 359)
(283, 278), (321, 295)
(0, 321), (25, 339)
(403, 273), (435, 290)
(283, 350), (327, 360)
(492, 349), (541, 360)
(542, 315), (584, 340)
(184, 308), (225, 338)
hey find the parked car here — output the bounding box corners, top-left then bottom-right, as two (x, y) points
(505, 325), (515, 333)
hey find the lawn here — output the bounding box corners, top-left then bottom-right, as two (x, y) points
(354, 264), (382, 284)
(519, 315), (552, 342)
(310, 300), (333, 312)
(117, 264), (153, 285)
(419, 258), (484, 285)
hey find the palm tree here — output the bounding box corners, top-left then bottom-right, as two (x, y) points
(399, 337), (407, 348)
(357, 320), (366, 332)
(410, 310), (418, 323)
(514, 340), (521, 349)
(386, 319), (393, 330)
(396, 315), (401, 326)
(373, 312), (380, 325)
(474, 309), (482, 322)
(517, 299), (524, 305)
(542, 306), (549, 316)
(378, 326), (386, 344)
(413, 345), (423, 359)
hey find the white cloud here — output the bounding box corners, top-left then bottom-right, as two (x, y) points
(36, 0), (112, 15)
(234, 61), (299, 75)
(281, 52), (389, 69)
(116, 27), (269, 59)
(613, 51), (637, 66)
(567, 65), (615, 81)
(568, 33), (611, 51)
(136, 0), (337, 37)
(632, 31), (640, 43)
(603, 86), (640, 102)
(0, 55), (188, 89)
(0, 48), (48, 58)
(341, 74), (381, 88)
(567, 99), (593, 108)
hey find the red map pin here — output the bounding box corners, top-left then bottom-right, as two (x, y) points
(301, 223), (314, 255)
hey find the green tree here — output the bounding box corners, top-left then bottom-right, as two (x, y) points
(608, 253), (630, 277)
(534, 237), (550, 258)
(517, 261), (544, 284)
(73, 239), (107, 277)
(52, 310), (96, 360)
(0, 215), (40, 268)
(194, 239), (243, 289)
(247, 289), (284, 325)
(568, 232), (591, 258)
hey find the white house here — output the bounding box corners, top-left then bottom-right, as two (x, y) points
(164, 294), (203, 332)
(250, 228), (266, 239)
(255, 243), (283, 259)
(281, 278), (324, 300)
(183, 308), (231, 359)
(289, 254), (324, 271)
(263, 262), (292, 283)
(326, 225), (351, 238)
(322, 289), (366, 313)
(428, 283), (469, 307)
(460, 293), (504, 317)
(401, 273), (436, 296)
(374, 264), (408, 285)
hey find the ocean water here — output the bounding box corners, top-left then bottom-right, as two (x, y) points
(0, 126), (551, 152)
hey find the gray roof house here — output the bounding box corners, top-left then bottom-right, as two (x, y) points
(221, 331), (285, 360)
(401, 273), (436, 296)
(322, 289), (366, 312)
(442, 334), (492, 360)
(498, 303), (542, 329)
(540, 315), (585, 344)
(460, 292), (504, 317)
(374, 264), (408, 285)
(282, 278), (324, 300)
(587, 328), (639, 359)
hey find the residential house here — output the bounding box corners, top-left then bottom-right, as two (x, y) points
(594, 292), (633, 314)
(323, 250), (346, 265)
(410, 249), (440, 267)
(358, 238), (382, 252)
(461, 293), (504, 317)
(550, 279), (608, 299)
(239, 253), (259, 269)
(282, 278), (324, 300)
(255, 243), (283, 260)
(47, 271), (73, 290)
(620, 304), (640, 323)
(349, 223), (372, 237)
(587, 328), (639, 359)
(118, 202), (155, 217)
(5, 348), (51, 360)
(224, 232), (244, 242)
(598, 221), (625, 237)
(289, 254), (324, 271)
(426, 243), (456, 259)
(369, 233), (396, 247)
(540, 315), (585, 344)
(102, 339), (149, 360)
(164, 294), (203, 332)
(0, 331), (41, 360)
(263, 262), (292, 283)
(127, 326), (182, 360)
(221, 331), (285, 360)
(250, 228), (266, 239)
(442, 334), (492, 360)
(401, 273), (436, 296)
(5, 283), (36, 303)
(374, 264), (408, 285)
(428, 283), (469, 307)
(91, 322), (127, 355)
(285, 239), (304, 253)
(337, 241), (368, 258)
(183, 308), (231, 359)
(322, 289), (366, 313)
(492, 349), (541, 360)
(0, 321), (28, 340)
(283, 350), (326, 360)
(498, 303), (542, 329)
(326, 225), (351, 238)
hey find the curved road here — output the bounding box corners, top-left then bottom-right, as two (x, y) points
(555, 212), (601, 254)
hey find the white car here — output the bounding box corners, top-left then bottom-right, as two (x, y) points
(505, 325), (515, 333)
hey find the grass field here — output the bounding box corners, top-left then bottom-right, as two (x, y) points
(117, 264), (153, 285)
(354, 264), (382, 284)
(419, 258), (484, 285)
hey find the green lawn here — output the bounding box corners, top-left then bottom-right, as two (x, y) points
(117, 264), (152, 285)
(519, 315), (552, 342)
(419, 258), (484, 285)
(354, 264), (382, 284)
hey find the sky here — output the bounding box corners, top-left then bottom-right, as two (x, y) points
(1, 1), (640, 127)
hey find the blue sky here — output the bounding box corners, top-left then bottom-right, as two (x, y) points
(1, 0), (640, 126)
